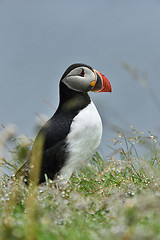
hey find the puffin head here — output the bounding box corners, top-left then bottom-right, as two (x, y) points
(60, 63), (112, 93)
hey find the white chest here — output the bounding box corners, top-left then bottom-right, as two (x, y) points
(60, 101), (102, 180)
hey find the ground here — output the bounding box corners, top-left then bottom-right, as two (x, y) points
(0, 128), (160, 240)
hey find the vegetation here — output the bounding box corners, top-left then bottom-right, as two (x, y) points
(0, 123), (160, 240)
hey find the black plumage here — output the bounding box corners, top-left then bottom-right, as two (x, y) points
(33, 82), (91, 183)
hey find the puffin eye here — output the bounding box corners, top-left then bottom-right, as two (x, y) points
(79, 69), (85, 77)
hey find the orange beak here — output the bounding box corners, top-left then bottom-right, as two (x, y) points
(91, 70), (112, 93)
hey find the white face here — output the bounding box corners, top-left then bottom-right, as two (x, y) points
(61, 66), (96, 92)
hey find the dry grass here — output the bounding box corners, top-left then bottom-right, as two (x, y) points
(0, 124), (160, 239)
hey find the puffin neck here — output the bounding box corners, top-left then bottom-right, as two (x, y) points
(58, 82), (91, 113)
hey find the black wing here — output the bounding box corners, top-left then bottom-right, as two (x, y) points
(16, 86), (91, 184)
(25, 111), (74, 183)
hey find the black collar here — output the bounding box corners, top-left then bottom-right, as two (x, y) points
(57, 81), (91, 114)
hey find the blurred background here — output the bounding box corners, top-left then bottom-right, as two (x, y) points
(0, 0), (160, 156)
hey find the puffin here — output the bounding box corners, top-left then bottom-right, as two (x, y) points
(15, 63), (112, 185)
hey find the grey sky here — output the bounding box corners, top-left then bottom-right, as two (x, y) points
(0, 0), (160, 154)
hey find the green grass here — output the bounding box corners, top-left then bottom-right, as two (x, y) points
(0, 127), (160, 240)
